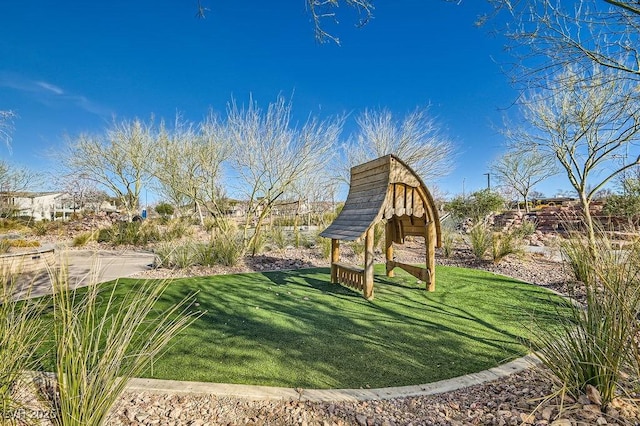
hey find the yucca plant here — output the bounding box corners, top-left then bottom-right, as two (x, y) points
(41, 263), (201, 426)
(0, 271), (45, 421)
(533, 226), (640, 407)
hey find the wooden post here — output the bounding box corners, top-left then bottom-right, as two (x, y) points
(425, 221), (436, 292)
(385, 221), (394, 277)
(330, 239), (340, 283)
(364, 226), (375, 300)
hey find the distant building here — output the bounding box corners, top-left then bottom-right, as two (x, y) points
(0, 191), (62, 221)
(0, 191), (118, 221)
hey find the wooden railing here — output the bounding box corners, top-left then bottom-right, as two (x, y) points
(333, 262), (365, 291)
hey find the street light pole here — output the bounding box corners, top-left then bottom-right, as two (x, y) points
(484, 173), (491, 191)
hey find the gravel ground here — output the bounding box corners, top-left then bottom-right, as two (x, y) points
(14, 238), (640, 425)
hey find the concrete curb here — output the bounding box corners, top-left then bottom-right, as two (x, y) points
(126, 354), (541, 402)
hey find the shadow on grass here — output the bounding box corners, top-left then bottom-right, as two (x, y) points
(34, 265), (570, 389)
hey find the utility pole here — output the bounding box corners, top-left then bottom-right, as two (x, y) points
(484, 173), (491, 191)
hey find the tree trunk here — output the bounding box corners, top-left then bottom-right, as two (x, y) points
(580, 194), (596, 251)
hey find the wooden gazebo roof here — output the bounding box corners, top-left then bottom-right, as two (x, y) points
(320, 154), (441, 244)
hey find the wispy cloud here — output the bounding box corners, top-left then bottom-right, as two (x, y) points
(0, 72), (112, 117)
(36, 81), (64, 95)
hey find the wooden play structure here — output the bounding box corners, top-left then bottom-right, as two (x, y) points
(320, 155), (441, 300)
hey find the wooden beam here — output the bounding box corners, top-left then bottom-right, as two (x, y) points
(363, 226), (374, 300)
(387, 261), (431, 284)
(331, 239), (340, 283)
(426, 222), (436, 291)
(385, 222), (394, 278)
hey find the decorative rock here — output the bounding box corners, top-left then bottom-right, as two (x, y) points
(586, 384), (602, 406)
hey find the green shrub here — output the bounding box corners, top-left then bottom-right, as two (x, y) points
(155, 202), (175, 217)
(469, 223), (492, 260)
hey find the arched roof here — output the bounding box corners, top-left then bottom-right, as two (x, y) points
(320, 154), (441, 243)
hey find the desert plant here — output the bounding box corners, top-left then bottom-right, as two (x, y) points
(440, 222), (458, 258)
(8, 239), (40, 248)
(72, 231), (95, 247)
(163, 219), (192, 241)
(41, 263), (200, 426)
(31, 221), (49, 236)
(516, 219), (537, 237)
(491, 229), (523, 263)
(0, 272), (45, 419)
(533, 229), (640, 406)
(469, 222), (492, 260)
(317, 234), (332, 260)
(155, 202), (175, 218)
(560, 233), (595, 286)
(208, 230), (243, 267)
(269, 226), (288, 251)
(0, 239), (11, 254)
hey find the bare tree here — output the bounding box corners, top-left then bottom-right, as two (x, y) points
(341, 107), (455, 183)
(0, 160), (42, 217)
(0, 110), (16, 148)
(60, 119), (157, 221)
(154, 114), (231, 225)
(224, 96), (343, 254)
(492, 0), (640, 86)
(491, 146), (557, 212)
(507, 66), (640, 245)
(307, 0), (374, 44)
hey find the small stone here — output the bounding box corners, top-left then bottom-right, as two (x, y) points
(355, 414), (367, 426)
(586, 384), (602, 406)
(542, 406), (554, 420)
(596, 417), (608, 425)
(550, 420), (572, 426)
(520, 413), (535, 424)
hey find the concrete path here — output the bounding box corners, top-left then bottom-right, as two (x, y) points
(14, 249), (156, 300)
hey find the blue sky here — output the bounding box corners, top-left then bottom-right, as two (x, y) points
(0, 1), (570, 199)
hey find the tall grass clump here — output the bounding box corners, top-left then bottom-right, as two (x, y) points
(491, 229), (523, 263)
(0, 239), (11, 254)
(269, 226), (288, 251)
(40, 264), (201, 426)
(208, 228), (243, 266)
(469, 222), (492, 260)
(72, 231), (96, 247)
(0, 271), (45, 418)
(317, 234), (332, 260)
(440, 222), (458, 258)
(533, 226), (640, 407)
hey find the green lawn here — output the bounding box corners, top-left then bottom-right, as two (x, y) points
(37, 265), (568, 389)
